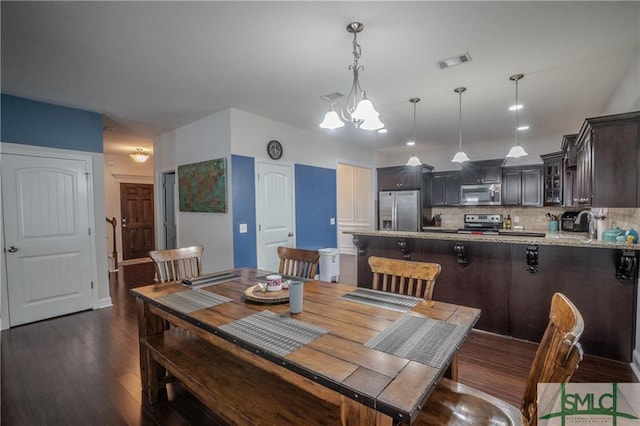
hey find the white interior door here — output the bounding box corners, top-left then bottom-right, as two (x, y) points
(256, 162), (294, 272)
(2, 154), (93, 326)
(337, 163), (374, 255)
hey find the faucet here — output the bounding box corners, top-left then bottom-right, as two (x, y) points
(575, 210), (598, 240)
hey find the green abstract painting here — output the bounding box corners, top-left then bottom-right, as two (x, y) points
(178, 158), (228, 213)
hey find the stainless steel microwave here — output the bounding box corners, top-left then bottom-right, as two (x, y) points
(460, 184), (502, 206)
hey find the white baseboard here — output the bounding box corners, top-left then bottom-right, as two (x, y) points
(631, 349), (640, 381)
(95, 297), (113, 309)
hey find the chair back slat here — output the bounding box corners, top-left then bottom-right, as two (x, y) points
(149, 245), (204, 283)
(277, 247), (320, 279)
(368, 256), (441, 300)
(520, 292), (584, 425)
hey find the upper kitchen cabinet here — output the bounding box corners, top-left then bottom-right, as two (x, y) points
(540, 151), (564, 206)
(427, 171), (461, 207)
(377, 165), (432, 191)
(502, 165), (543, 206)
(461, 159), (504, 184)
(573, 111), (640, 207)
(561, 134), (578, 169)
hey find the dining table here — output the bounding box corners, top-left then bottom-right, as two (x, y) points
(130, 267), (481, 425)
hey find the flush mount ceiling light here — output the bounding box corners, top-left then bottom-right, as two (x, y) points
(506, 73), (528, 158)
(319, 22), (384, 131)
(451, 87), (471, 163)
(406, 98), (422, 167)
(130, 148), (150, 163)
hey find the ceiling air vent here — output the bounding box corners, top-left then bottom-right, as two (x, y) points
(436, 53), (472, 70)
(320, 92), (345, 101)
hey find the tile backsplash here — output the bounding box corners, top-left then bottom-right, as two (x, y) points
(427, 206), (640, 233)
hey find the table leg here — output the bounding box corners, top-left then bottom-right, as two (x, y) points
(340, 396), (393, 426)
(136, 298), (168, 403)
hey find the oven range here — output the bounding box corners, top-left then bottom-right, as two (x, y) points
(457, 214), (503, 235)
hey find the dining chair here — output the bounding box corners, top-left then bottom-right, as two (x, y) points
(368, 256), (442, 300)
(416, 292), (584, 426)
(277, 247), (320, 279)
(149, 245), (204, 283)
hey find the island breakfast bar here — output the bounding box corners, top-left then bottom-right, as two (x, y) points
(131, 268), (480, 425)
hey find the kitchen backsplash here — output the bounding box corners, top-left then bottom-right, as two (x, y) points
(428, 206), (639, 233)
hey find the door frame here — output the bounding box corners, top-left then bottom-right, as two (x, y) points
(155, 169), (178, 251)
(161, 170), (177, 250)
(254, 160), (296, 271)
(0, 143), (103, 330)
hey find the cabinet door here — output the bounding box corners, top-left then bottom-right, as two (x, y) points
(592, 122), (639, 207)
(521, 167), (542, 206)
(429, 174), (447, 206)
(377, 166), (421, 191)
(444, 173), (461, 206)
(543, 156), (563, 206)
(574, 134), (592, 206)
(501, 169), (521, 205)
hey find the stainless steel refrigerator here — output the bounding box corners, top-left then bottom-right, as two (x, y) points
(378, 190), (420, 231)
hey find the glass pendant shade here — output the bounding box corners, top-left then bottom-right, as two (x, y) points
(319, 110), (344, 129)
(406, 155), (421, 166)
(452, 151), (471, 163)
(351, 97), (378, 121)
(359, 113), (384, 130)
(506, 145), (528, 158)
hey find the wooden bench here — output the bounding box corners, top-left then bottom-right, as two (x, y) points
(141, 327), (342, 425)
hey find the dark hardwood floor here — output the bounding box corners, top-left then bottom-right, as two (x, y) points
(2, 262), (636, 425)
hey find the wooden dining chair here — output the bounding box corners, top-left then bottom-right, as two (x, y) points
(149, 245), (204, 283)
(277, 246), (320, 279)
(368, 256), (442, 300)
(416, 292), (584, 426)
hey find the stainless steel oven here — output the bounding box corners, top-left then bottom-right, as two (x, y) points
(460, 184), (501, 206)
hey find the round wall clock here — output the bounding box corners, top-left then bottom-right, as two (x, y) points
(267, 140), (283, 160)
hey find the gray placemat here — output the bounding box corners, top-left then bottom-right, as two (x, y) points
(181, 272), (239, 286)
(157, 288), (232, 313)
(341, 288), (422, 313)
(365, 315), (469, 369)
(219, 311), (329, 357)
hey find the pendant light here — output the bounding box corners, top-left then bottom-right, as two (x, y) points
(406, 98), (421, 166)
(506, 73), (528, 158)
(451, 87), (470, 163)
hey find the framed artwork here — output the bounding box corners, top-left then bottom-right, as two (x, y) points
(178, 158), (228, 213)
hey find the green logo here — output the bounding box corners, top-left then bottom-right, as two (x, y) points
(539, 383), (639, 425)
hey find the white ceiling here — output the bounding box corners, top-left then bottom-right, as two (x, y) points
(2, 1), (639, 159)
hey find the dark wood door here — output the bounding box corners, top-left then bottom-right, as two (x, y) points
(501, 169), (521, 205)
(520, 167), (542, 206)
(121, 183), (155, 260)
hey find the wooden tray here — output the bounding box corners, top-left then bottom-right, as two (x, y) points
(244, 284), (289, 304)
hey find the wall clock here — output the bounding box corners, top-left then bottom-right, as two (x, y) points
(267, 140), (283, 160)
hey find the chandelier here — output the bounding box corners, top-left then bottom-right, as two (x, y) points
(319, 22), (384, 131)
(129, 148), (150, 163)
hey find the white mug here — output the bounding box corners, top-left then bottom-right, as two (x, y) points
(265, 274), (282, 291)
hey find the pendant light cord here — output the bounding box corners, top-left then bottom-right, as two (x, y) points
(458, 91), (463, 150)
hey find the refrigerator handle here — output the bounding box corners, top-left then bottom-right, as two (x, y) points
(392, 196), (397, 231)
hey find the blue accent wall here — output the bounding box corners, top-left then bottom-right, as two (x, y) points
(1, 94), (103, 152)
(231, 155), (257, 268)
(294, 164), (337, 250)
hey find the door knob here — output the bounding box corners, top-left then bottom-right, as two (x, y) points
(7, 246), (18, 253)
(288, 232), (294, 237)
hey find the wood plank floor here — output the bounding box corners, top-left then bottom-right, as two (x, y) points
(2, 263), (636, 425)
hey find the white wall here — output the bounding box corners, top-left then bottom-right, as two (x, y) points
(605, 55), (640, 114)
(230, 109), (376, 168)
(154, 110), (233, 273)
(103, 154), (153, 265)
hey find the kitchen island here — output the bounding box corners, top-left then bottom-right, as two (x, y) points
(347, 229), (639, 363)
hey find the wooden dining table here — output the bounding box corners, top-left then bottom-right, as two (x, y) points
(131, 268), (480, 425)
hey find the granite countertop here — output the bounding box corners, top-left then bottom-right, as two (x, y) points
(346, 228), (640, 251)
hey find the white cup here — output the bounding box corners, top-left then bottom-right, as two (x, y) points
(266, 274), (282, 291)
(288, 281), (304, 313)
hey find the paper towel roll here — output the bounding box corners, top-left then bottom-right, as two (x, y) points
(596, 218), (607, 241)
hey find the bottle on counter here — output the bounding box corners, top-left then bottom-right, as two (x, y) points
(506, 214), (512, 230)
(502, 216), (507, 229)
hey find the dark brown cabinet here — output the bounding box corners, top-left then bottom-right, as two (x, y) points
(501, 166), (542, 206)
(460, 159), (503, 184)
(573, 111), (640, 207)
(428, 171), (461, 206)
(377, 165), (432, 191)
(540, 152), (564, 206)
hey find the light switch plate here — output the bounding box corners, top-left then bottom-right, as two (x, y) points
(239, 223), (247, 233)
(330, 218), (336, 225)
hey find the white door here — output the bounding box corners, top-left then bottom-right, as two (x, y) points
(2, 154), (93, 326)
(256, 162), (294, 272)
(337, 164), (374, 254)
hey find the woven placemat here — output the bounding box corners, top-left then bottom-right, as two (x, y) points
(220, 311), (329, 357)
(365, 315), (469, 369)
(341, 288), (422, 313)
(157, 288), (232, 314)
(182, 272), (239, 286)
